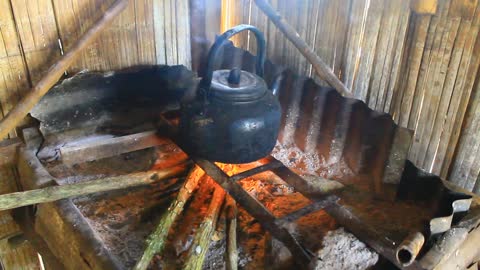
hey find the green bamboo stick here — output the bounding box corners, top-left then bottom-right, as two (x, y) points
(134, 166), (205, 270)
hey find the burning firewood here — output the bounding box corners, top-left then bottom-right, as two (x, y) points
(226, 196), (239, 270)
(183, 182), (226, 270)
(134, 166), (205, 270)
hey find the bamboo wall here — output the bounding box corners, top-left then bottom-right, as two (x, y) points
(222, 0), (480, 194)
(0, 0), (191, 268)
(1, 0), (480, 267)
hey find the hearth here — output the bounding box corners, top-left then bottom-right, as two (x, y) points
(8, 45), (480, 270)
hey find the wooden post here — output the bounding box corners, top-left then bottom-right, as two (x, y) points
(254, 0), (351, 97)
(0, 164), (187, 212)
(0, 0), (129, 140)
(134, 166), (205, 270)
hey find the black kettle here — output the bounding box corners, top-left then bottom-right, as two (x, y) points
(178, 25), (282, 164)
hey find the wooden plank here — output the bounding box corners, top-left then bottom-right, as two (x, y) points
(59, 130), (167, 165)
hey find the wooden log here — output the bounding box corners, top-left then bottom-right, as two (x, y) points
(0, 0), (129, 140)
(60, 130), (167, 165)
(134, 166), (205, 270)
(0, 164), (187, 212)
(253, 0), (351, 97)
(183, 184), (226, 270)
(226, 196), (238, 270)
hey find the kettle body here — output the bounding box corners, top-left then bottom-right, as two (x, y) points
(178, 25), (281, 163)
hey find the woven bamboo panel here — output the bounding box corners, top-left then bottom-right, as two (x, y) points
(221, 0), (480, 194)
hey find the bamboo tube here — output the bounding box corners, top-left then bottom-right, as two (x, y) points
(183, 184), (227, 270)
(226, 196), (238, 270)
(0, 0), (129, 140)
(134, 166), (205, 270)
(396, 232), (425, 267)
(254, 0), (351, 97)
(0, 164), (187, 212)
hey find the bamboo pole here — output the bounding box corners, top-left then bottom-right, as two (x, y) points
(254, 0), (352, 97)
(134, 166), (205, 270)
(226, 196), (238, 270)
(0, 0), (129, 140)
(183, 184), (226, 270)
(0, 165), (187, 212)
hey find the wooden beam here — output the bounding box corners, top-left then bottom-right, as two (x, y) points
(60, 130), (167, 165)
(0, 0), (129, 140)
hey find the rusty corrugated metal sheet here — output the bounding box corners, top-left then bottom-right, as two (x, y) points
(217, 45), (413, 194)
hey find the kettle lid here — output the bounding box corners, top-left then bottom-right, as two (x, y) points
(210, 69), (267, 102)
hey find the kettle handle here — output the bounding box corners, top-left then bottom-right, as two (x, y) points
(200, 24), (266, 93)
